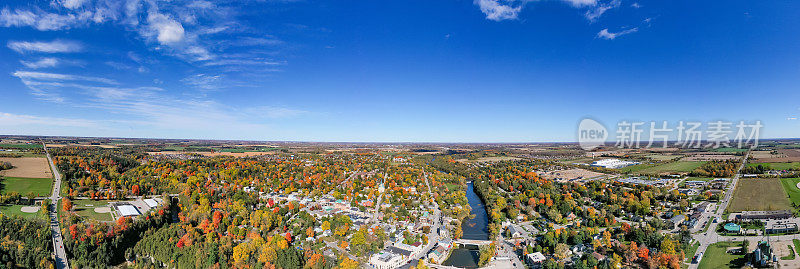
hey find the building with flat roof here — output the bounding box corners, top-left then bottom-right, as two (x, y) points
(737, 210), (792, 220)
(368, 252), (404, 269)
(116, 204), (141, 217)
(526, 252), (546, 266)
(590, 159), (640, 169)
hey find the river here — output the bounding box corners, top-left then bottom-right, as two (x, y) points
(442, 181), (489, 268)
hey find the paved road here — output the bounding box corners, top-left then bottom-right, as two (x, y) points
(410, 169), (444, 262)
(688, 151), (749, 269)
(43, 143), (70, 269)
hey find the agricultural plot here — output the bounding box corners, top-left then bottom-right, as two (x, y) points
(621, 161), (705, 174)
(0, 157), (53, 178)
(0, 177), (53, 196)
(645, 154), (681, 161)
(728, 178), (793, 212)
(748, 162), (800, 170)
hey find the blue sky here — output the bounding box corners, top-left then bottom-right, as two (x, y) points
(0, 0), (798, 142)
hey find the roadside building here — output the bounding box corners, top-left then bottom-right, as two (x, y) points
(737, 210), (792, 220)
(525, 252), (546, 267)
(368, 252), (405, 269)
(766, 222), (798, 234)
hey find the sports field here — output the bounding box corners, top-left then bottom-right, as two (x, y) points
(0, 177), (53, 197)
(728, 178), (793, 212)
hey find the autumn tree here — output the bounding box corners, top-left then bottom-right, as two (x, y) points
(62, 198), (73, 212)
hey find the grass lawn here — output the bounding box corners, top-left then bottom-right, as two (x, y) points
(633, 161), (706, 174)
(71, 199), (117, 221)
(780, 178), (800, 205)
(0, 177), (53, 196)
(793, 240), (800, 259)
(0, 204), (42, 219)
(698, 241), (746, 269)
(728, 178), (793, 212)
(686, 241), (700, 262)
(748, 162), (800, 170)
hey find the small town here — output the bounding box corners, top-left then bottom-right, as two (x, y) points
(0, 1), (798, 269)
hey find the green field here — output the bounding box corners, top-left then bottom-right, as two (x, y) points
(712, 147), (749, 153)
(0, 177), (53, 196)
(646, 154), (681, 161)
(728, 178), (793, 212)
(780, 178), (800, 205)
(622, 161), (705, 174)
(72, 200), (115, 221)
(0, 205), (42, 219)
(748, 162), (800, 170)
(0, 143), (43, 149)
(698, 241), (746, 269)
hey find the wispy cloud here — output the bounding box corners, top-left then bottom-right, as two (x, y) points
(181, 73), (223, 91)
(596, 27), (638, 40)
(12, 71), (117, 84)
(0, 112), (98, 128)
(7, 40), (83, 54)
(0, 8), (93, 31)
(584, 0), (620, 22)
(474, 0), (524, 21)
(20, 57), (59, 69)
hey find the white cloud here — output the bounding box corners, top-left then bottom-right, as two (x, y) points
(181, 73), (222, 90)
(146, 11), (185, 44)
(0, 8), (92, 31)
(60, 0), (90, 9)
(562, 0), (597, 8)
(7, 40), (83, 53)
(584, 0), (620, 22)
(20, 57), (59, 69)
(12, 71), (117, 85)
(631, 2), (642, 8)
(0, 112), (99, 128)
(596, 27), (638, 40)
(474, 0), (524, 21)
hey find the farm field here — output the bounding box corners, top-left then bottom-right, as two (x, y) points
(645, 154), (681, 161)
(698, 241), (746, 269)
(0, 143), (43, 149)
(621, 161), (705, 174)
(0, 177), (53, 196)
(0, 157), (53, 178)
(728, 178), (793, 212)
(747, 162), (800, 170)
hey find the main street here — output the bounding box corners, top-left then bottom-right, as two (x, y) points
(43, 143), (70, 269)
(687, 151), (749, 269)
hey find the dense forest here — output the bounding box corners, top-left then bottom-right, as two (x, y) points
(0, 216), (54, 268)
